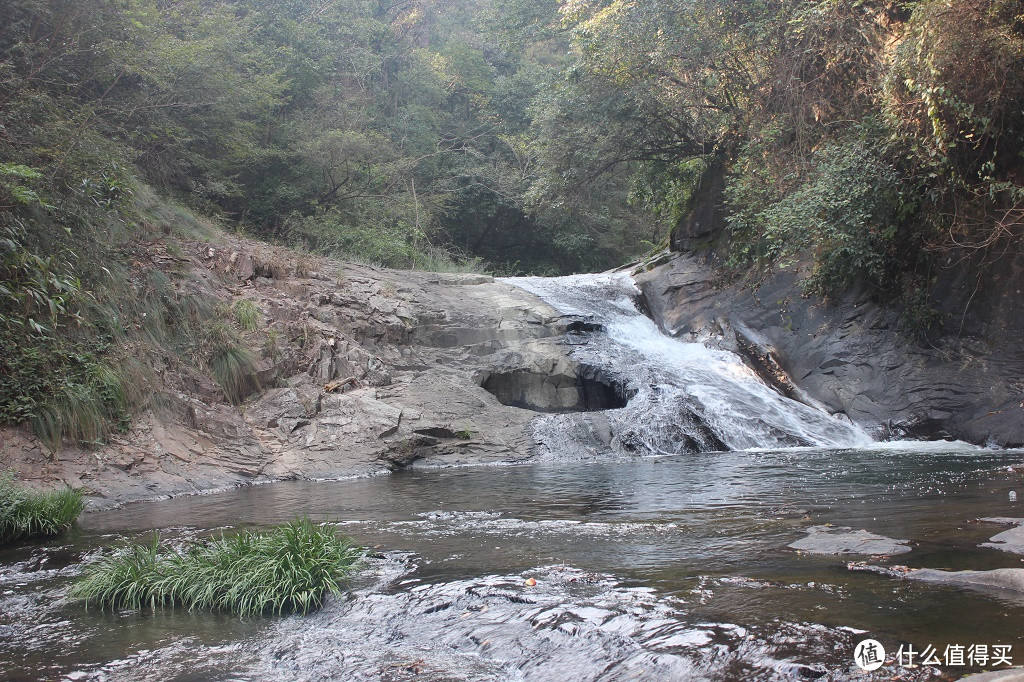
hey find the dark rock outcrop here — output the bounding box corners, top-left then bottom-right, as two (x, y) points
(478, 364), (631, 413)
(634, 250), (1024, 447)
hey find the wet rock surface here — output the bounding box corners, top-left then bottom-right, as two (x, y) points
(0, 236), (580, 508)
(980, 518), (1024, 555)
(478, 363), (631, 413)
(634, 251), (1024, 447)
(849, 562), (1024, 599)
(789, 526), (912, 556)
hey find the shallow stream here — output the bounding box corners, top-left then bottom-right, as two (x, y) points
(3, 446), (1024, 680)
(3, 274), (1024, 681)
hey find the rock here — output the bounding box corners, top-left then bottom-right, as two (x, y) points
(476, 345), (632, 413)
(635, 249), (1024, 447)
(428, 274), (495, 286)
(850, 561), (1024, 598)
(910, 567), (1024, 594)
(0, 234), (574, 507)
(788, 525), (912, 555)
(957, 669), (1024, 681)
(980, 518), (1024, 555)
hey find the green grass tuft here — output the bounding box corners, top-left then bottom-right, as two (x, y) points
(28, 362), (130, 453)
(233, 299), (261, 332)
(70, 518), (361, 616)
(209, 344), (260, 405)
(0, 473), (85, 546)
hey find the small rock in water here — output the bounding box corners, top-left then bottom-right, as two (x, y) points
(789, 525), (912, 556)
(524, 577), (537, 587)
(1010, 491), (1018, 502)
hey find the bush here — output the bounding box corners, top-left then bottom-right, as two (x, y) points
(726, 124), (917, 297)
(0, 326), (131, 454)
(69, 518), (361, 616)
(0, 473), (85, 546)
(30, 361), (130, 453)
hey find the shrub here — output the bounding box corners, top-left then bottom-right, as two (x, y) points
(0, 327), (131, 454)
(0, 473), (85, 546)
(30, 361), (129, 453)
(726, 123), (917, 297)
(69, 518), (361, 616)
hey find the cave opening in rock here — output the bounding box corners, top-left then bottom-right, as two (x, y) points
(479, 367), (632, 413)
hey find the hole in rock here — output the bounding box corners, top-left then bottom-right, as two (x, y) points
(479, 366), (633, 413)
(565, 319), (604, 334)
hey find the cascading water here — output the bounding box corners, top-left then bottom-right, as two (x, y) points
(505, 273), (872, 457)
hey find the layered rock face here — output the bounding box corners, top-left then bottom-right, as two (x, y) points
(635, 251), (1024, 447)
(0, 237), (599, 508)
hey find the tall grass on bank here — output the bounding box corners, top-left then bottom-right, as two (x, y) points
(0, 473), (85, 546)
(69, 518), (361, 616)
(209, 343), (260, 405)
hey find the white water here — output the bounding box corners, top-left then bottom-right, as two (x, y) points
(505, 273), (872, 456)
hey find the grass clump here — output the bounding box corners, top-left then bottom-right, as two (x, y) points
(0, 473), (85, 546)
(233, 299), (261, 332)
(69, 518), (361, 616)
(29, 362), (130, 453)
(209, 343), (260, 405)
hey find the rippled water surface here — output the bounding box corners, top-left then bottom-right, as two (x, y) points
(3, 445), (1024, 681)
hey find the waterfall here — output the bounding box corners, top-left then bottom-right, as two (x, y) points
(504, 273), (872, 457)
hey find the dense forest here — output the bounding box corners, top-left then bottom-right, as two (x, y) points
(2, 0), (1023, 448)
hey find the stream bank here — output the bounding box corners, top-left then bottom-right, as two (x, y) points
(3, 230), (1022, 511)
(0, 235), (601, 509)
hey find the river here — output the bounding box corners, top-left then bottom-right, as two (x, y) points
(2, 274), (1023, 681)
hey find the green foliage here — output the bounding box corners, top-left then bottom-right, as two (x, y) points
(0, 324), (131, 452)
(630, 157), (712, 225)
(0, 0), (654, 279)
(1, 0), (1016, 337)
(726, 124), (917, 296)
(290, 209), (423, 269)
(290, 208), (486, 273)
(0, 473), (85, 546)
(508, 0), (1024, 305)
(0, 164), (48, 208)
(29, 361), (130, 453)
(0, 223), (81, 335)
(70, 518), (362, 616)
(233, 299), (261, 332)
(209, 344), (260, 405)
(881, 0), (1024, 248)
